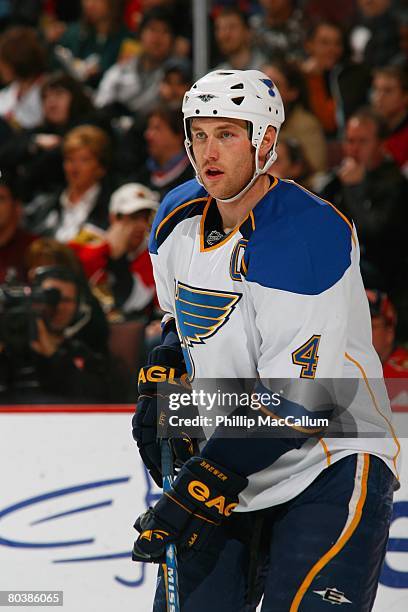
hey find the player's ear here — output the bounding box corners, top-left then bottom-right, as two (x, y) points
(259, 126), (276, 164)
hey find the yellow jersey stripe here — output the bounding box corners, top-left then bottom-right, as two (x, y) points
(345, 352), (400, 477)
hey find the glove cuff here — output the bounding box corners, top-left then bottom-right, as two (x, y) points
(138, 364), (187, 395)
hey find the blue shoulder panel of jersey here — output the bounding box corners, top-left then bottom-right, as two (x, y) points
(245, 180), (353, 295)
(149, 179), (208, 255)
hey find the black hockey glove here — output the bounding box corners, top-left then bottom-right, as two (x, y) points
(132, 456), (248, 563)
(132, 340), (199, 487)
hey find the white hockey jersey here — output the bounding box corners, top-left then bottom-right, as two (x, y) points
(149, 176), (401, 512)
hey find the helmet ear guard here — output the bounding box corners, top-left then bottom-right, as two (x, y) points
(182, 70), (285, 202)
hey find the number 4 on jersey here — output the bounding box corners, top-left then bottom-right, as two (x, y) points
(292, 335), (321, 379)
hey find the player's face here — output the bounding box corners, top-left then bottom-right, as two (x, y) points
(191, 118), (255, 200)
(371, 74), (408, 120)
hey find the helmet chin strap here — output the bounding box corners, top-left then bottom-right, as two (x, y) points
(214, 149), (277, 204)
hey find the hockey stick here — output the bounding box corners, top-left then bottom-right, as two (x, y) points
(161, 439), (181, 612)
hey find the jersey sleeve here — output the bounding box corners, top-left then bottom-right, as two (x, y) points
(243, 184), (354, 380)
(149, 179), (207, 317)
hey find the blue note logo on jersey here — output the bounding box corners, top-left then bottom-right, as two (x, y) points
(174, 281), (242, 380)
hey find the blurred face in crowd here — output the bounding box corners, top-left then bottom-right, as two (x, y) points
(400, 23), (408, 57)
(0, 60), (15, 84)
(82, 0), (110, 24)
(272, 141), (303, 181)
(371, 74), (408, 121)
(358, 0), (391, 18)
(306, 24), (343, 71)
(343, 117), (383, 170)
(371, 315), (394, 363)
(43, 87), (72, 126)
(261, 64), (298, 105)
(141, 20), (174, 62)
(260, 0), (292, 16)
(0, 185), (19, 234)
(190, 117), (275, 201)
(215, 14), (250, 57)
(145, 114), (183, 164)
(116, 210), (151, 252)
(159, 71), (190, 106)
(64, 146), (105, 194)
(41, 278), (78, 333)
(141, 0), (169, 8)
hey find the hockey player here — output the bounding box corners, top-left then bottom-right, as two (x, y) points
(132, 70), (400, 611)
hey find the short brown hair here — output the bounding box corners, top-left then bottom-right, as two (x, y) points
(82, 0), (126, 33)
(63, 125), (112, 168)
(374, 65), (408, 93)
(0, 26), (46, 79)
(41, 72), (94, 122)
(147, 105), (184, 136)
(349, 107), (388, 140)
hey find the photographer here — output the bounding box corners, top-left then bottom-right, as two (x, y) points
(0, 266), (121, 402)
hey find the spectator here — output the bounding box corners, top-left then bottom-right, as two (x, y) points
(94, 7), (175, 114)
(302, 20), (371, 139)
(366, 288), (408, 379)
(0, 0), (44, 29)
(25, 237), (109, 353)
(125, 0), (191, 57)
(319, 108), (408, 294)
(302, 0), (357, 28)
(25, 124), (114, 241)
(49, 0), (133, 88)
(272, 137), (313, 189)
(0, 72), (98, 201)
(159, 58), (192, 109)
(262, 59), (327, 176)
(43, 0), (81, 24)
(0, 171), (37, 283)
(392, 11), (408, 68)
(0, 265), (123, 401)
(250, 0), (304, 60)
(129, 105), (194, 198)
(0, 26), (46, 129)
(71, 182), (158, 318)
(214, 7), (266, 71)
(371, 65), (408, 174)
(349, 0), (400, 68)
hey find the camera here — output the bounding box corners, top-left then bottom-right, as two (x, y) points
(0, 282), (62, 353)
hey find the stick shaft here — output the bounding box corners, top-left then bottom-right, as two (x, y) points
(161, 440), (180, 612)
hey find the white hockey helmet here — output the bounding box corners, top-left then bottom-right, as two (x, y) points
(182, 69), (285, 202)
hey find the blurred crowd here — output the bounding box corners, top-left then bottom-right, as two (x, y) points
(0, 0), (407, 402)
